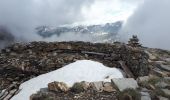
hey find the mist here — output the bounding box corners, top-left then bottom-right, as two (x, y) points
(120, 0), (170, 50)
(0, 0), (94, 42)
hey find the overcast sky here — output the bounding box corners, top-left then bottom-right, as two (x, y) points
(120, 0), (170, 50)
(0, 0), (141, 41)
(1, 0), (170, 50)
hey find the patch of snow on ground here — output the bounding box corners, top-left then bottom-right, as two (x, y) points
(11, 60), (124, 100)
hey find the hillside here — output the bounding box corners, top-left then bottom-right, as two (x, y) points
(0, 39), (170, 100)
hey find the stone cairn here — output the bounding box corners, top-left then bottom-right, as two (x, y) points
(128, 35), (141, 47)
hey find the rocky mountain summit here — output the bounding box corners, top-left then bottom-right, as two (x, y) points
(36, 21), (122, 38)
(0, 36), (170, 100)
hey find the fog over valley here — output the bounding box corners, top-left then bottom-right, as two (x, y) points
(0, 0), (170, 50)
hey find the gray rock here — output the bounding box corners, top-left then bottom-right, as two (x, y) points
(103, 82), (116, 92)
(71, 81), (90, 93)
(90, 81), (103, 92)
(156, 64), (170, 72)
(162, 89), (170, 96)
(145, 50), (157, 60)
(141, 92), (151, 100)
(158, 96), (169, 100)
(156, 82), (169, 88)
(111, 78), (139, 91)
(137, 76), (150, 83)
(164, 77), (170, 81)
(165, 58), (170, 62)
(141, 88), (150, 92)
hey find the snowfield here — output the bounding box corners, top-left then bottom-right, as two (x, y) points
(11, 60), (124, 100)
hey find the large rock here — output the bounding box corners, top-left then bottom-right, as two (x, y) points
(158, 96), (169, 100)
(162, 89), (170, 96)
(156, 81), (169, 88)
(156, 64), (170, 72)
(140, 92), (151, 100)
(48, 81), (69, 92)
(90, 81), (104, 92)
(111, 78), (139, 91)
(103, 82), (116, 92)
(71, 81), (90, 93)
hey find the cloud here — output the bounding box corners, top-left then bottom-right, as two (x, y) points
(81, 0), (142, 25)
(0, 0), (94, 41)
(120, 0), (170, 50)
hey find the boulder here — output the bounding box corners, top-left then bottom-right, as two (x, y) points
(71, 81), (90, 93)
(156, 64), (170, 72)
(48, 81), (69, 92)
(158, 96), (169, 100)
(90, 81), (104, 92)
(156, 81), (169, 88)
(103, 82), (116, 92)
(111, 78), (139, 91)
(152, 68), (169, 77)
(162, 89), (170, 96)
(137, 76), (150, 83)
(140, 92), (151, 100)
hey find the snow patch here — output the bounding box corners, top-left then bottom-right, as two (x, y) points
(11, 60), (124, 100)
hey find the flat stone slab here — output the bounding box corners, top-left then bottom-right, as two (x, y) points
(159, 64), (170, 72)
(162, 89), (170, 96)
(158, 96), (169, 100)
(90, 81), (104, 92)
(141, 92), (151, 100)
(111, 78), (139, 91)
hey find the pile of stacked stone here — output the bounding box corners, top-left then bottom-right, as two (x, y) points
(128, 35), (141, 47)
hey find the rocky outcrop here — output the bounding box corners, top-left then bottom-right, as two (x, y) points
(30, 81), (118, 100)
(111, 78), (139, 91)
(0, 41), (150, 90)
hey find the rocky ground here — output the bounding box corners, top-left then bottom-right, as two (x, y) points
(0, 41), (170, 100)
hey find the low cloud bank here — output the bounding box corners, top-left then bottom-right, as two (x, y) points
(120, 0), (170, 50)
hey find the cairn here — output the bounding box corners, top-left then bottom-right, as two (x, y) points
(128, 35), (141, 47)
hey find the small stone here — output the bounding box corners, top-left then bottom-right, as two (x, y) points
(10, 52), (17, 56)
(145, 51), (157, 61)
(164, 77), (170, 81)
(141, 88), (150, 92)
(152, 68), (168, 77)
(148, 84), (155, 90)
(111, 78), (139, 91)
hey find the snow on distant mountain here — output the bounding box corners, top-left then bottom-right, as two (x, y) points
(36, 21), (122, 43)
